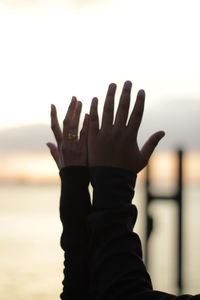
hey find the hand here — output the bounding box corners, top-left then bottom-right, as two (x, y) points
(47, 97), (89, 169)
(88, 81), (165, 173)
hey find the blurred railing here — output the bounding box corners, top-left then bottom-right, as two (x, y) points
(144, 149), (183, 293)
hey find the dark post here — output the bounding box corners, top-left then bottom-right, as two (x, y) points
(144, 149), (183, 293)
(177, 149), (183, 293)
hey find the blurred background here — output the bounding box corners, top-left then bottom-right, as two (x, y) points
(0, 0), (200, 299)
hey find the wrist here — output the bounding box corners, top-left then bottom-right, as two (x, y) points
(59, 166), (91, 226)
(60, 166), (89, 188)
(89, 166), (137, 208)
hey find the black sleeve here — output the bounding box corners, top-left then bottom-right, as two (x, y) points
(59, 166), (92, 300)
(86, 166), (200, 300)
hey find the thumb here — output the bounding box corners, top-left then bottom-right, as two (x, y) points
(46, 142), (61, 170)
(140, 131), (165, 164)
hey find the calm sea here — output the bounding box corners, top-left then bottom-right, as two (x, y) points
(0, 182), (200, 299)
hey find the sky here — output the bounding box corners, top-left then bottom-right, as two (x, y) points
(0, 0), (200, 181)
(0, 0), (200, 128)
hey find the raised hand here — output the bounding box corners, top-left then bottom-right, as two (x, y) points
(47, 97), (89, 169)
(88, 81), (165, 173)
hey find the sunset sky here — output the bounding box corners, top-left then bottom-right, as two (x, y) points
(0, 0), (200, 182)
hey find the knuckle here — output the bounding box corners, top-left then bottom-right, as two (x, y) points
(90, 114), (97, 122)
(104, 105), (113, 114)
(121, 101), (129, 111)
(51, 123), (56, 130)
(134, 109), (141, 119)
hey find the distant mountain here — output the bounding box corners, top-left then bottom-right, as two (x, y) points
(0, 101), (199, 153)
(138, 100), (200, 151)
(0, 124), (53, 152)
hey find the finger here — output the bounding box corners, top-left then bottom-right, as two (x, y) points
(68, 100), (82, 137)
(46, 142), (62, 169)
(80, 113), (89, 140)
(141, 131), (165, 164)
(101, 83), (116, 130)
(114, 80), (132, 127)
(51, 104), (62, 147)
(63, 96), (77, 138)
(127, 89), (145, 137)
(89, 97), (99, 135)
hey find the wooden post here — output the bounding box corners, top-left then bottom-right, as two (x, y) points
(145, 149), (183, 293)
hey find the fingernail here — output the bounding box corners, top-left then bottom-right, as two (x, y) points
(139, 89), (145, 97)
(160, 131), (165, 137)
(109, 83), (117, 88)
(124, 80), (132, 88)
(92, 97), (98, 105)
(50, 104), (55, 115)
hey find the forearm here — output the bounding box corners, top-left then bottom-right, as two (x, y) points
(86, 207), (153, 300)
(85, 167), (151, 299)
(86, 208), (197, 300)
(59, 166), (91, 300)
(86, 167), (199, 300)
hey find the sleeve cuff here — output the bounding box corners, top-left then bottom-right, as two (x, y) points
(59, 166), (91, 226)
(60, 166), (89, 187)
(89, 166), (137, 208)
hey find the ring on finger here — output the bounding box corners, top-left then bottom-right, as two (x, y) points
(67, 132), (78, 140)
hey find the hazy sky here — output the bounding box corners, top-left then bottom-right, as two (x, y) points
(0, 0), (200, 129)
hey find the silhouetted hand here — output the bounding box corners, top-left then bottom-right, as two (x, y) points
(88, 81), (165, 173)
(47, 97), (89, 169)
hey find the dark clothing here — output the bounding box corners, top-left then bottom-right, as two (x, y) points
(59, 167), (91, 299)
(59, 166), (200, 300)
